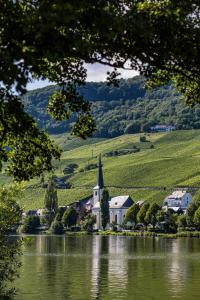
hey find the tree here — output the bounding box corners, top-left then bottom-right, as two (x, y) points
(193, 207), (200, 230)
(50, 220), (64, 234)
(62, 207), (77, 228)
(1, 1), (200, 180)
(82, 214), (96, 232)
(124, 203), (140, 226)
(100, 189), (110, 230)
(178, 215), (188, 229)
(186, 201), (200, 227)
(20, 216), (40, 234)
(44, 178), (58, 212)
(124, 122), (141, 134)
(0, 186), (22, 299)
(145, 203), (160, 229)
(137, 202), (150, 227)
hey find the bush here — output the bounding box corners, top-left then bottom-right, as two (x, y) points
(139, 136), (147, 142)
(81, 214), (96, 232)
(84, 163), (98, 171)
(63, 163), (78, 175)
(20, 216), (40, 233)
(51, 220), (64, 234)
(62, 207), (77, 228)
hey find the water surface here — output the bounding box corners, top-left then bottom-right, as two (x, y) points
(15, 235), (200, 300)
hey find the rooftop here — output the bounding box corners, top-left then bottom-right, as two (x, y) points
(93, 195), (133, 209)
(167, 190), (187, 199)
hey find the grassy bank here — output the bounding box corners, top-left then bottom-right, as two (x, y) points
(63, 230), (200, 239)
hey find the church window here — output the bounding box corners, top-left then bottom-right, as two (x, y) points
(115, 215), (118, 223)
(95, 191), (98, 196)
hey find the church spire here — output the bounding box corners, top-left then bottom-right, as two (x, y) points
(97, 154), (104, 189)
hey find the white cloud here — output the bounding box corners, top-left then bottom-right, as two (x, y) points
(26, 63), (139, 90)
(86, 63), (138, 82)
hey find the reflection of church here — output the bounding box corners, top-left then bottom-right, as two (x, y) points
(92, 156), (133, 230)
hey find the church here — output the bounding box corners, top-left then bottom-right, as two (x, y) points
(92, 156), (133, 230)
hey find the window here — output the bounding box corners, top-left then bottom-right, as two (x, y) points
(115, 215), (118, 223)
(95, 191), (98, 196)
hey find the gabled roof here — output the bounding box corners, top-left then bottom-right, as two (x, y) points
(93, 195), (133, 209)
(168, 190), (187, 199)
(109, 196), (133, 208)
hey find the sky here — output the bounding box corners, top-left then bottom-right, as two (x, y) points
(26, 63), (139, 90)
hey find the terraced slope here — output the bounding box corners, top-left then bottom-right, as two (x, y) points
(3, 130), (200, 210)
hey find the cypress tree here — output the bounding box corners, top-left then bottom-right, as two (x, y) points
(100, 189), (110, 230)
(44, 178), (58, 212)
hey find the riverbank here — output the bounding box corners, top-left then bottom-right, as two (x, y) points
(63, 230), (200, 238)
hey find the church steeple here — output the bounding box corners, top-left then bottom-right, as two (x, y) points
(97, 154), (104, 189)
(93, 154), (104, 206)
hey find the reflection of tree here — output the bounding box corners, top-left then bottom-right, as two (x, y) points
(20, 235), (93, 299)
(0, 237), (21, 299)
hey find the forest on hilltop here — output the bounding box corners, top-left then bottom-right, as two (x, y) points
(23, 76), (200, 137)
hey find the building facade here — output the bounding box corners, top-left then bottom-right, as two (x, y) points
(163, 190), (192, 212)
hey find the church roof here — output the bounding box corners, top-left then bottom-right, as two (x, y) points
(93, 195), (133, 209)
(109, 196), (133, 208)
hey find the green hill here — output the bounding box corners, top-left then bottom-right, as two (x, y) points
(14, 130), (200, 210)
(23, 76), (200, 137)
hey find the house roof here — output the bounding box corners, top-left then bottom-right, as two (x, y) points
(93, 195), (133, 209)
(165, 190), (188, 201)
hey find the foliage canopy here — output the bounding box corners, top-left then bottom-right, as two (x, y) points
(1, 1), (200, 179)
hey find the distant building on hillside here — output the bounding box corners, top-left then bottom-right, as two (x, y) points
(163, 190), (192, 212)
(91, 155), (133, 230)
(150, 125), (176, 132)
(22, 210), (38, 218)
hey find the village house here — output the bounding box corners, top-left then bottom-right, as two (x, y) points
(150, 125), (176, 132)
(91, 155), (133, 230)
(163, 190), (192, 212)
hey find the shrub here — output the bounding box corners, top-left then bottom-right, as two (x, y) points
(63, 163), (78, 175)
(62, 207), (77, 228)
(82, 214), (96, 232)
(51, 220), (64, 234)
(21, 216), (40, 233)
(84, 163), (98, 171)
(139, 136), (147, 142)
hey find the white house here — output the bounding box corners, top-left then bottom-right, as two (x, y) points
(163, 190), (192, 212)
(92, 155), (133, 230)
(150, 125), (176, 132)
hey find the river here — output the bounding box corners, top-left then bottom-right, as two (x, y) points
(15, 235), (200, 300)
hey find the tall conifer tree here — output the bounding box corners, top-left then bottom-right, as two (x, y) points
(100, 189), (110, 230)
(44, 178), (58, 212)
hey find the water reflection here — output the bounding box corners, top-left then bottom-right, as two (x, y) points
(16, 235), (200, 300)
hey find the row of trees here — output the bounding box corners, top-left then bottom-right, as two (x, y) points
(124, 200), (200, 233)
